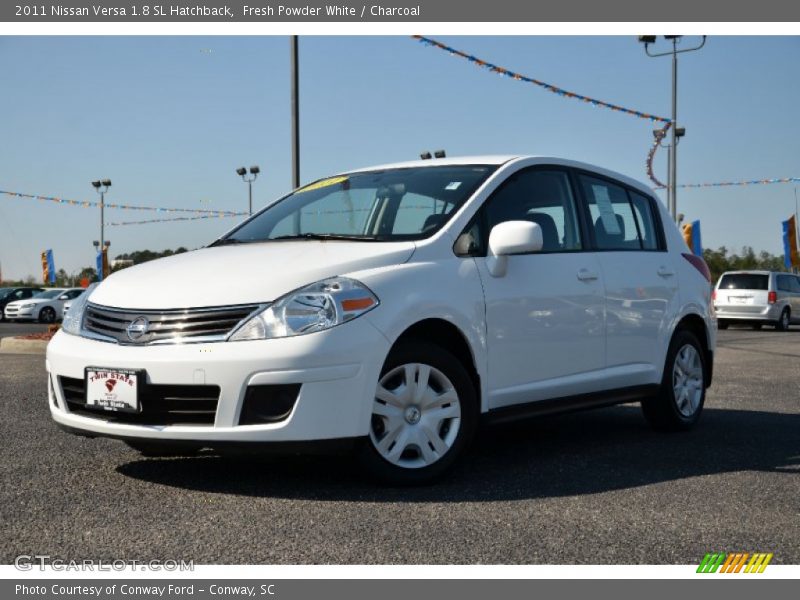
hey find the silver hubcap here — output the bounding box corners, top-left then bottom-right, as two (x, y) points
(672, 344), (703, 417)
(370, 363), (461, 469)
(782, 312), (789, 327)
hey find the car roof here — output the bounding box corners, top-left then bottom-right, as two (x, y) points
(342, 155), (656, 197)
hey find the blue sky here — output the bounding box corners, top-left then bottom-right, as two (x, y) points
(0, 35), (798, 280)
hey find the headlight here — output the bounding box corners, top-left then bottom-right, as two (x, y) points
(21, 303), (36, 309)
(229, 277), (379, 341)
(61, 284), (97, 336)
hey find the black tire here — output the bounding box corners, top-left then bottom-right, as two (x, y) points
(717, 320), (729, 330)
(38, 306), (56, 324)
(357, 340), (478, 486)
(642, 329), (707, 432)
(775, 308), (790, 332)
(124, 440), (203, 457)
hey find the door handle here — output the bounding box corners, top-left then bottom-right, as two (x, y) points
(577, 269), (599, 281)
(657, 266), (675, 277)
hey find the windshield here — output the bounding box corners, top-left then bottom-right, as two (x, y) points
(217, 165), (496, 244)
(33, 289), (64, 299)
(0, 288), (11, 299)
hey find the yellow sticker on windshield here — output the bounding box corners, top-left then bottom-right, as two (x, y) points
(298, 176), (348, 193)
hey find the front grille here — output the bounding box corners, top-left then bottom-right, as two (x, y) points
(60, 376), (219, 426)
(83, 303), (260, 345)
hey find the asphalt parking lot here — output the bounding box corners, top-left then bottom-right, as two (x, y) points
(1, 324), (798, 564)
(0, 321), (48, 339)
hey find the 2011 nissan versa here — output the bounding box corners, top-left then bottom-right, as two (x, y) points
(47, 156), (716, 484)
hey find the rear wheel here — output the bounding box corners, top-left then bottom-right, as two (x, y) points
(717, 320), (729, 330)
(358, 340), (478, 485)
(124, 440), (203, 457)
(39, 306), (56, 324)
(752, 323), (762, 330)
(775, 308), (791, 332)
(642, 329), (707, 431)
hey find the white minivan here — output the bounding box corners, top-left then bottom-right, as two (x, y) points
(48, 156), (715, 484)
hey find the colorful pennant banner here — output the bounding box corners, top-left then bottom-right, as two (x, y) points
(0, 189), (247, 217)
(105, 214), (240, 226)
(413, 36), (800, 193)
(413, 35), (671, 124)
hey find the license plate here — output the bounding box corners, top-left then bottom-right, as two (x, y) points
(85, 368), (141, 413)
(729, 296), (749, 305)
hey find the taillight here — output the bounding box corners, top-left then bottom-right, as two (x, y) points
(711, 289), (717, 301)
(682, 253), (711, 283)
(768, 291), (777, 304)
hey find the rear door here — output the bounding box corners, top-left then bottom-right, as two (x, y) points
(575, 173), (678, 386)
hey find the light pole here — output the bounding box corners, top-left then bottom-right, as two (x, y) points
(236, 166), (260, 215)
(638, 35), (706, 221)
(91, 179), (111, 252)
(653, 126), (685, 200)
(290, 35), (300, 190)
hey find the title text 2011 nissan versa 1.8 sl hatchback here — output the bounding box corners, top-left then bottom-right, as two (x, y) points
(48, 156), (716, 484)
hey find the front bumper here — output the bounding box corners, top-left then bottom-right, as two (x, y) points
(4, 307), (35, 320)
(46, 317), (391, 444)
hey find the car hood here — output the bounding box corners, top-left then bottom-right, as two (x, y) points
(88, 241), (416, 309)
(6, 298), (51, 307)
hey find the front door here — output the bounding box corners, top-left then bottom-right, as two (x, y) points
(474, 167), (606, 409)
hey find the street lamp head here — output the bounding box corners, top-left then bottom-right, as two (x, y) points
(675, 127), (686, 138)
(101, 179), (111, 187)
(236, 167), (247, 177)
(434, 150), (446, 159)
(93, 240), (100, 248)
(638, 35), (657, 44)
(91, 181), (102, 189)
(104, 240), (111, 247)
(420, 152), (432, 160)
(249, 166), (260, 175)
(664, 35), (682, 40)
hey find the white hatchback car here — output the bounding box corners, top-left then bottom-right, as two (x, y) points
(47, 156), (715, 484)
(5, 288), (85, 323)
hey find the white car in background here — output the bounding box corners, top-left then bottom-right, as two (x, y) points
(47, 156), (715, 484)
(5, 288), (85, 323)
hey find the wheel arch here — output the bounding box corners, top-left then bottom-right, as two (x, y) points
(390, 318), (483, 412)
(673, 312), (713, 388)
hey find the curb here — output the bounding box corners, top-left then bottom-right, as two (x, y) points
(0, 336), (49, 354)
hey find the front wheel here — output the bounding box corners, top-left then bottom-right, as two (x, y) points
(358, 341), (478, 485)
(717, 320), (729, 330)
(39, 306), (56, 324)
(642, 329), (707, 431)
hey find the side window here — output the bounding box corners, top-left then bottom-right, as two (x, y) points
(579, 175), (644, 250)
(777, 275), (792, 292)
(67, 290), (84, 299)
(484, 169), (582, 252)
(628, 191), (661, 250)
(792, 277), (800, 294)
(15, 290), (28, 299)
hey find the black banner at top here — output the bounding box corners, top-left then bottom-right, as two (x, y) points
(2, 0), (799, 22)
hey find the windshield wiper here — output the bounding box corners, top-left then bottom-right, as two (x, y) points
(270, 233), (381, 242)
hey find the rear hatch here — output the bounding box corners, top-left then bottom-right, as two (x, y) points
(716, 273), (770, 311)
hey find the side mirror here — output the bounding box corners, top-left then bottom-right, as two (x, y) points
(487, 220), (543, 277)
(59, 295), (69, 300)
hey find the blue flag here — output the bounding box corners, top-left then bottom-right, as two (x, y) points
(46, 249), (56, 284)
(96, 250), (104, 282)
